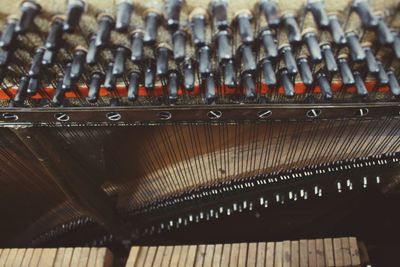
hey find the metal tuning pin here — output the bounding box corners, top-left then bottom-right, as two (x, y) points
(279, 68), (295, 98)
(241, 72), (256, 99)
(41, 49), (56, 66)
(353, 71), (368, 97)
(14, 75), (29, 104)
(95, 14), (114, 48)
(302, 28), (322, 63)
(27, 77), (39, 96)
(172, 30), (186, 62)
(375, 15), (394, 46)
(376, 60), (389, 85)
(0, 16), (18, 49)
(260, 58), (276, 88)
(128, 71), (140, 101)
(306, 0), (329, 29)
(297, 57), (313, 87)
(16, 1), (41, 33)
(143, 9), (161, 45)
(392, 31), (400, 59)
(210, 0), (228, 30)
(115, 0), (133, 32)
(199, 45), (212, 78)
(345, 31), (366, 62)
(204, 72), (217, 103)
(239, 44), (256, 74)
(113, 45), (130, 77)
(70, 46), (86, 79)
(279, 44), (297, 75)
(387, 69), (400, 96)
(328, 14), (346, 45)
(156, 44), (171, 77)
(363, 44), (379, 74)
(87, 71), (103, 103)
(259, 28), (278, 60)
(64, 0), (85, 33)
(104, 62), (116, 91)
(144, 59), (155, 90)
(183, 59), (195, 91)
(223, 59), (236, 88)
(165, 0), (183, 30)
(28, 47), (44, 77)
(351, 0), (378, 29)
(45, 16), (64, 50)
(259, 0), (280, 28)
(168, 70), (179, 102)
(338, 55), (355, 85)
(316, 72), (333, 100)
(52, 77), (65, 106)
(214, 29), (232, 63)
(130, 30), (144, 63)
(320, 43), (338, 73)
(190, 8), (208, 47)
(62, 62), (73, 91)
(235, 10), (254, 44)
(86, 35), (98, 65)
(282, 13), (302, 45)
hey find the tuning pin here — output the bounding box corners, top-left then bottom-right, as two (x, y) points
(165, 0), (183, 30)
(338, 55), (355, 85)
(351, 0), (378, 29)
(183, 59), (195, 91)
(172, 30), (186, 62)
(210, 0), (228, 30)
(41, 49), (56, 66)
(62, 62), (73, 91)
(204, 73), (217, 103)
(52, 77), (65, 106)
(376, 60), (389, 85)
(259, 28), (278, 60)
(214, 29), (232, 63)
(297, 57), (313, 87)
(259, 0), (280, 28)
(27, 77), (39, 96)
(0, 16), (18, 49)
(14, 75), (29, 103)
(239, 44), (256, 73)
(363, 44), (379, 74)
(70, 46), (86, 79)
(143, 9), (161, 45)
(16, 1), (41, 33)
(345, 31), (366, 62)
(279, 44), (297, 75)
(64, 0), (85, 32)
(155, 45), (170, 78)
(144, 59), (155, 90)
(130, 30), (144, 63)
(199, 45), (212, 78)
(95, 14), (114, 48)
(0, 48), (12, 67)
(353, 71), (368, 97)
(321, 43), (338, 73)
(302, 28), (322, 63)
(260, 58), (276, 88)
(28, 47), (44, 77)
(113, 45), (130, 77)
(279, 68), (295, 98)
(115, 0), (133, 32)
(282, 13), (301, 44)
(45, 16), (64, 50)
(328, 14), (346, 45)
(168, 70), (179, 102)
(375, 15), (394, 45)
(104, 62), (116, 91)
(387, 69), (400, 96)
(190, 8), (208, 47)
(87, 71), (103, 103)
(234, 10), (254, 44)
(306, 0), (329, 29)
(86, 35), (98, 65)
(392, 31), (400, 59)
(223, 59), (236, 88)
(128, 71), (139, 101)
(316, 72), (333, 99)
(241, 72), (256, 99)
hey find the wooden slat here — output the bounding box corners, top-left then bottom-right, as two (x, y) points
(291, 241), (299, 267)
(256, 242), (266, 267)
(125, 246), (140, 267)
(61, 247), (73, 267)
(212, 244), (223, 267)
(203, 244), (215, 267)
(170, 246), (182, 267)
(266, 242), (275, 266)
(315, 239), (325, 267)
(37, 248), (57, 267)
(161, 246), (174, 267)
(28, 248), (42, 267)
(323, 239), (335, 267)
(333, 238), (344, 267)
(153, 246), (166, 267)
(135, 246), (149, 267)
(53, 248), (66, 267)
(77, 247), (90, 267)
(247, 242), (257, 267)
(70, 247), (82, 267)
(230, 243), (240, 267)
(194, 244), (206, 267)
(220, 244), (231, 267)
(308, 239), (317, 267)
(186, 245), (197, 266)
(20, 248), (34, 267)
(349, 237), (361, 266)
(96, 247), (113, 267)
(0, 248), (10, 266)
(299, 240), (308, 267)
(13, 248), (27, 267)
(275, 241), (283, 267)
(283, 241), (291, 267)
(5, 248), (18, 266)
(238, 243), (247, 267)
(177, 245), (188, 267)
(341, 238), (352, 266)
(86, 248), (98, 267)
(144, 246), (157, 267)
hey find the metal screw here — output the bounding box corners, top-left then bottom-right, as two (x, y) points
(158, 111), (172, 120)
(306, 109), (321, 118)
(1, 113), (19, 121)
(356, 107), (369, 117)
(207, 110), (222, 119)
(106, 112), (122, 121)
(54, 113), (70, 122)
(258, 110), (272, 119)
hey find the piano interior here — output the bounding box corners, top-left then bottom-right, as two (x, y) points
(0, 0), (399, 266)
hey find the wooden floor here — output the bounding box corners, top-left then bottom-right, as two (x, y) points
(126, 237), (364, 267)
